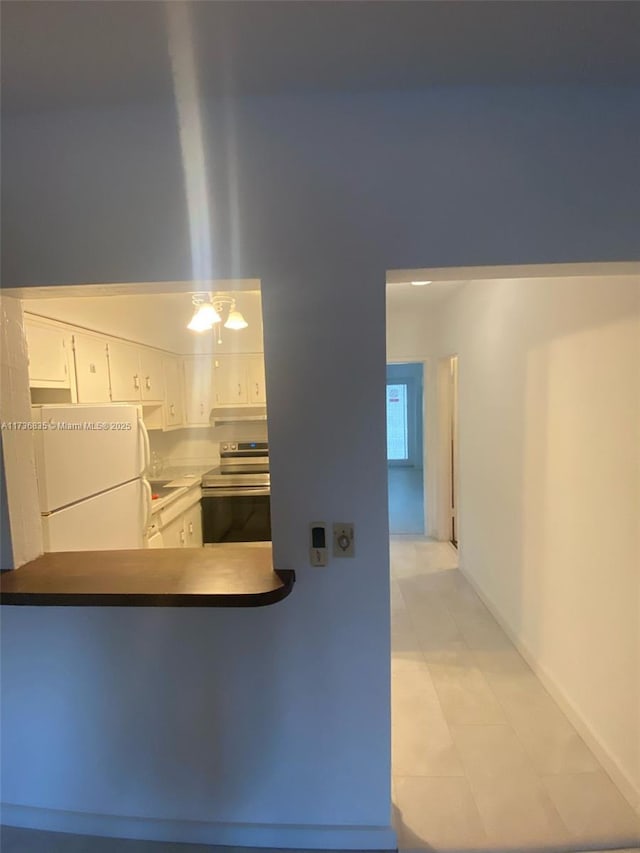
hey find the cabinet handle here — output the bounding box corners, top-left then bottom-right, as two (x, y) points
(145, 376), (151, 390)
(200, 403), (204, 414)
(189, 522), (194, 535)
(255, 383), (259, 396)
(170, 403), (175, 416)
(238, 383), (242, 397)
(133, 374), (140, 390)
(180, 529), (185, 544)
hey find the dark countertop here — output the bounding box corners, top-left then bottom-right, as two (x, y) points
(0, 543), (294, 607)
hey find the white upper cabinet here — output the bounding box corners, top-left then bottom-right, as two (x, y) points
(213, 355), (249, 405)
(213, 354), (267, 406)
(183, 356), (215, 425)
(108, 340), (165, 403)
(72, 333), (111, 403)
(163, 356), (185, 428)
(139, 348), (164, 403)
(107, 340), (141, 401)
(24, 316), (72, 388)
(247, 355), (267, 404)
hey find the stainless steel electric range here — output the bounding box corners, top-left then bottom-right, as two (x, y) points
(201, 440), (271, 543)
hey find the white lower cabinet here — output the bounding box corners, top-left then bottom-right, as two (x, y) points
(184, 502), (203, 547)
(160, 513), (186, 548)
(154, 490), (203, 548)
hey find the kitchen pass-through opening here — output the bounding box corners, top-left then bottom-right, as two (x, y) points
(0, 279), (271, 565)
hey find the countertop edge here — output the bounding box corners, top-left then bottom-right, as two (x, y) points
(0, 569), (295, 608)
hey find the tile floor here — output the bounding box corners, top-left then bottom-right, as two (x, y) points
(388, 467), (425, 535)
(390, 536), (640, 852)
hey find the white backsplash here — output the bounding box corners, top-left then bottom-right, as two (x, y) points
(148, 421), (268, 469)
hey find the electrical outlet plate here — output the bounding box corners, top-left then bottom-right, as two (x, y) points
(333, 522), (355, 558)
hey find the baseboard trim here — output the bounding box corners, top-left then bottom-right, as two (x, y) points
(459, 566), (640, 817)
(0, 804), (397, 850)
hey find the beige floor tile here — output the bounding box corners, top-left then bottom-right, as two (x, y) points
(391, 611), (425, 666)
(450, 723), (536, 779)
(451, 724), (570, 847)
(394, 776), (486, 850)
(392, 669), (464, 777)
(471, 645), (532, 680)
(544, 771), (640, 846)
(391, 654), (428, 675)
(473, 770), (570, 847)
(428, 649), (507, 725)
(489, 672), (601, 773)
(414, 540), (460, 571)
(516, 714), (602, 775)
(401, 593), (465, 652)
(391, 578), (407, 612)
(390, 538), (418, 575)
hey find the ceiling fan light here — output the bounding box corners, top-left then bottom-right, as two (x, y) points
(224, 310), (248, 330)
(187, 301), (221, 331)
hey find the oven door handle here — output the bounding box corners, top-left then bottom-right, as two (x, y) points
(201, 487), (271, 497)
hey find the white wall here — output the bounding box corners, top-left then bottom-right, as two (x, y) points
(2, 86), (640, 846)
(390, 275), (640, 808)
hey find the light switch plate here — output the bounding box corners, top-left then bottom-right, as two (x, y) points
(333, 523), (355, 558)
(310, 522), (328, 567)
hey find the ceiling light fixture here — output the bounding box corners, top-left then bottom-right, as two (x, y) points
(410, 280), (432, 286)
(187, 293), (248, 342)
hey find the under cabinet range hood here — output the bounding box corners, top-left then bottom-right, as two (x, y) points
(209, 405), (267, 425)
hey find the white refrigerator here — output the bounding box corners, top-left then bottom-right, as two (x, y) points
(31, 404), (153, 552)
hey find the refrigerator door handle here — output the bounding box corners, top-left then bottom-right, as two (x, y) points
(138, 415), (151, 475)
(142, 477), (153, 532)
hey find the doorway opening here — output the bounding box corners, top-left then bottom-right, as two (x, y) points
(386, 262), (640, 852)
(386, 362), (425, 535)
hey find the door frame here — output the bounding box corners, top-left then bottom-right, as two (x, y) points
(435, 354), (459, 545)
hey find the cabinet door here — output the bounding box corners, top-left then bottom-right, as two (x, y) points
(161, 513), (186, 547)
(247, 355), (267, 404)
(184, 502), (203, 548)
(73, 333), (111, 402)
(163, 356), (185, 427)
(213, 356), (248, 405)
(183, 356), (215, 425)
(140, 347), (164, 403)
(108, 340), (142, 401)
(24, 318), (71, 388)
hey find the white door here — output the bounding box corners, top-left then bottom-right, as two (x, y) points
(42, 478), (147, 552)
(31, 404), (145, 512)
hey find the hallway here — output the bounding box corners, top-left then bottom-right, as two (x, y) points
(391, 537), (639, 852)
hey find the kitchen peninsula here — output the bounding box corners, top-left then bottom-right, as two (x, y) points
(0, 545), (295, 607)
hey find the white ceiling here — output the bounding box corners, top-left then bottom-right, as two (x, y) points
(3, 2), (640, 113)
(387, 280), (466, 310)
